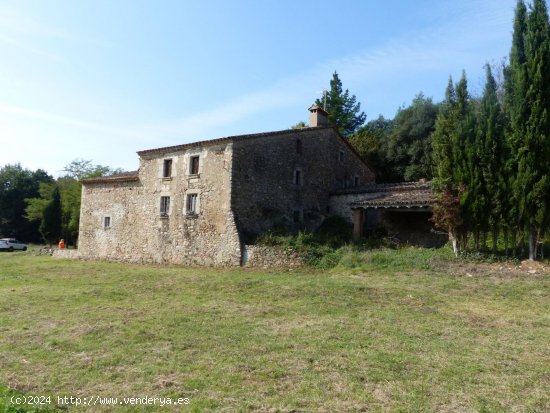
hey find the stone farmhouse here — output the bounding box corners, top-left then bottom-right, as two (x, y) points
(77, 106), (440, 266)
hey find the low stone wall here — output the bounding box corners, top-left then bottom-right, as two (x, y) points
(243, 245), (306, 267)
(52, 249), (82, 259)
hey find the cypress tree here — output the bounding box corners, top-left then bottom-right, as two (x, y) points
(504, 0), (529, 256)
(478, 64), (506, 253)
(515, 0), (550, 260)
(432, 77), (462, 256)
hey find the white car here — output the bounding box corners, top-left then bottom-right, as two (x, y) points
(0, 240), (12, 252)
(0, 238), (27, 251)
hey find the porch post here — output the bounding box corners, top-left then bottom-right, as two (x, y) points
(353, 209), (365, 241)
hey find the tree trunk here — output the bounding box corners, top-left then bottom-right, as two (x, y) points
(504, 228), (509, 256)
(528, 225), (536, 261)
(474, 230), (480, 251)
(492, 228), (498, 254)
(481, 232), (487, 251)
(511, 230), (517, 257)
(449, 230), (459, 257)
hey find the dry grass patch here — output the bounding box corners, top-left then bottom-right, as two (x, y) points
(0, 252), (549, 412)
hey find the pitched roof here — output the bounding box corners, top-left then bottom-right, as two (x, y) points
(136, 126), (332, 156)
(332, 181), (432, 196)
(334, 181), (434, 209)
(80, 171), (139, 184)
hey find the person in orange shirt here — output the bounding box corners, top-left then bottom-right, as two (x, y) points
(58, 239), (65, 249)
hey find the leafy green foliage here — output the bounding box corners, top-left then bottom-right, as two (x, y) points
(348, 115), (393, 180)
(0, 164), (53, 242)
(383, 94), (438, 182)
(39, 186), (62, 246)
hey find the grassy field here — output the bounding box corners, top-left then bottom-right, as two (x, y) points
(1, 249), (549, 412)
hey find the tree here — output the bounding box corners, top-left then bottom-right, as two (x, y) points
(432, 77), (461, 256)
(504, 0), (529, 256)
(0, 164), (53, 242)
(62, 158), (123, 181)
(477, 64), (506, 252)
(291, 121), (307, 129)
(315, 71), (366, 136)
(39, 186), (62, 246)
(348, 115), (393, 179)
(432, 74), (476, 255)
(507, 0), (550, 260)
(383, 94), (439, 182)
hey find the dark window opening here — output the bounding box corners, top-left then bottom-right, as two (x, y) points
(187, 194), (198, 214)
(190, 156), (200, 175)
(339, 150), (344, 161)
(296, 139), (303, 155)
(294, 169), (302, 185)
(354, 176), (359, 187)
(160, 196), (170, 216)
(293, 210), (302, 223)
(163, 159), (172, 177)
(104, 216), (111, 228)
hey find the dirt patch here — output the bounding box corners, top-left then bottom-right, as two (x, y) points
(432, 259), (550, 278)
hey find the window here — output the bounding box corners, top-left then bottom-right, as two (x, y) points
(186, 194), (198, 214)
(293, 210), (302, 223)
(339, 150), (344, 162)
(160, 196), (170, 216)
(294, 169), (302, 186)
(104, 216), (111, 228)
(354, 176), (359, 187)
(296, 139), (303, 155)
(190, 156), (200, 175)
(163, 159), (173, 177)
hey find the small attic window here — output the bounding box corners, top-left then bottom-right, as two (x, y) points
(190, 156), (200, 175)
(163, 159), (172, 177)
(104, 216), (111, 228)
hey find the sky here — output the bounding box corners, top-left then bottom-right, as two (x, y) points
(0, 0), (518, 176)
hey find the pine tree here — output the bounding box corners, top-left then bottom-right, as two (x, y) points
(39, 186), (62, 246)
(315, 71), (366, 136)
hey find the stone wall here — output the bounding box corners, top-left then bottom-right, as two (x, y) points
(231, 127), (375, 241)
(329, 192), (381, 227)
(52, 249), (81, 259)
(78, 143), (242, 266)
(243, 245), (306, 267)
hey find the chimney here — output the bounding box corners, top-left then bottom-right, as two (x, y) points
(308, 104), (329, 127)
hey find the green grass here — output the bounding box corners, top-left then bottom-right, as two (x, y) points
(1, 251), (550, 412)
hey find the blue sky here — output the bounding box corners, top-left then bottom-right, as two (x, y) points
(0, 0), (517, 176)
